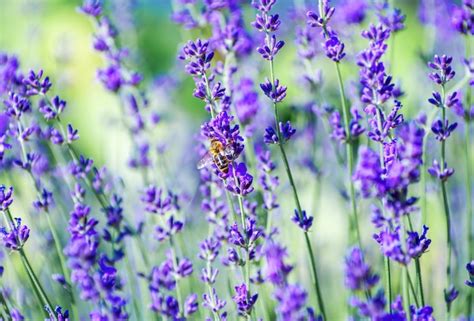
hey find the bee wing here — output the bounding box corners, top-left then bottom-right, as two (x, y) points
(223, 145), (235, 158)
(197, 152), (214, 169)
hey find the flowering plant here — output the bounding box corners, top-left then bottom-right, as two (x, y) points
(0, 0), (473, 320)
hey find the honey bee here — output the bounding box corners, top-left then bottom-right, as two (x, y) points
(197, 138), (237, 174)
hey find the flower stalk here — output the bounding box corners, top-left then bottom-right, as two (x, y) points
(2, 209), (56, 320)
(268, 52), (327, 321)
(335, 61), (363, 249)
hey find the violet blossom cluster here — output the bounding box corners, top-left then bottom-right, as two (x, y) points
(263, 241), (320, 321)
(345, 247), (435, 321)
(140, 185), (198, 319)
(352, 18), (432, 267)
(2, 0), (474, 320)
(79, 1), (160, 177)
(427, 55), (458, 181)
(306, 1), (365, 144)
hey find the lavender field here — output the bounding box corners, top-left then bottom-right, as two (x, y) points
(0, 0), (473, 320)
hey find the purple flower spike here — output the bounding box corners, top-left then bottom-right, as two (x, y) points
(155, 216), (184, 242)
(0, 186), (14, 211)
(291, 209), (313, 232)
(340, 0), (367, 24)
(465, 260), (474, 287)
(451, 1), (474, 35)
(1, 217), (30, 251)
(427, 159), (455, 181)
(260, 78), (287, 103)
(264, 126), (279, 144)
(78, 0), (102, 17)
(97, 65), (123, 92)
(428, 55), (455, 85)
(184, 294), (199, 316)
(232, 283), (258, 317)
(380, 8), (406, 32)
(406, 225), (431, 259)
(306, 2), (335, 28)
(345, 247), (379, 291)
(410, 305), (435, 321)
(0, 134), (12, 161)
(257, 35), (285, 60)
(252, 13), (281, 33)
(141, 185), (173, 215)
(180, 39), (214, 76)
(201, 111), (244, 157)
(33, 188), (54, 211)
(225, 162), (254, 196)
(324, 35), (346, 62)
(274, 284), (308, 321)
(23, 70), (52, 96)
(431, 119), (457, 141)
(67, 124), (79, 142)
(263, 242), (293, 286)
(280, 121), (296, 142)
(11, 309), (25, 321)
(444, 285), (459, 305)
(203, 287), (226, 313)
(252, 0), (277, 13)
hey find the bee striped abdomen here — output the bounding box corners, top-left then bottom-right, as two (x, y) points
(214, 153), (229, 173)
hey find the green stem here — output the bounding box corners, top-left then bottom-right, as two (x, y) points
(405, 267), (419, 307)
(406, 215), (425, 306)
(464, 33), (473, 319)
(16, 117), (78, 317)
(268, 56), (327, 320)
(44, 210), (80, 318)
(3, 209), (56, 319)
(421, 108), (441, 225)
(55, 117), (150, 270)
(265, 209), (273, 238)
(0, 290), (12, 321)
(169, 237), (184, 316)
(206, 283), (221, 321)
(385, 257), (392, 313)
(236, 195), (252, 317)
(415, 259), (425, 306)
(335, 62), (363, 250)
(203, 73), (216, 118)
(402, 267), (411, 320)
(440, 85), (453, 316)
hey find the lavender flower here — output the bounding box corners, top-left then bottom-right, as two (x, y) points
(339, 0), (367, 24)
(345, 247), (379, 291)
(263, 242), (292, 285)
(11, 309), (25, 321)
(379, 8), (406, 32)
(78, 0), (102, 17)
(273, 284), (308, 321)
(0, 186), (14, 211)
(410, 305), (435, 321)
(1, 217), (30, 251)
(257, 148), (279, 211)
(291, 209), (313, 232)
(264, 121), (295, 145)
(180, 39), (214, 76)
(201, 110), (244, 158)
(260, 78), (287, 103)
(225, 162), (254, 196)
(451, 0), (474, 35)
(324, 35), (346, 62)
(351, 290), (406, 320)
(465, 260), (474, 287)
(232, 283), (258, 317)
